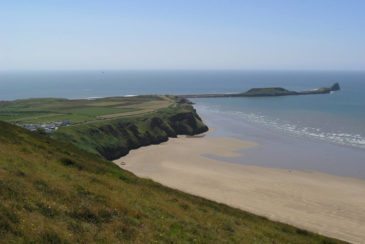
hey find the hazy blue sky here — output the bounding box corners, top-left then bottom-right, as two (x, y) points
(1, 0), (364, 70)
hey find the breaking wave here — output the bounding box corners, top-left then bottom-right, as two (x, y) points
(200, 105), (365, 149)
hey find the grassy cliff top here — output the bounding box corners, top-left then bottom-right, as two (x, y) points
(0, 95), (175, 124)
(0, 121), (343, 243)
(243, 87), (296, 96)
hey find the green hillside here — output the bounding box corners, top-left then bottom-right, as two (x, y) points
(0, 121), (344, 243)
(0, 96), (209, 160)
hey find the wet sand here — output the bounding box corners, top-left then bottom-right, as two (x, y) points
(114, 136), (365, 243)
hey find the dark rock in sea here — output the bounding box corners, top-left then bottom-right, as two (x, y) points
(331, 82), (341, 91)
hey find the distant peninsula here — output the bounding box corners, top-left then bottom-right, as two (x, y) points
(181, 83), (340, 98)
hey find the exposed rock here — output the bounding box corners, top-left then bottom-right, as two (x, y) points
(331, 82), (341, 91)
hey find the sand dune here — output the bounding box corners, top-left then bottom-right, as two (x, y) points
(114, 136), (365, 243)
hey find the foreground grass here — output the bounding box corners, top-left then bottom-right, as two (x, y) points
(0, 121), (344, 243)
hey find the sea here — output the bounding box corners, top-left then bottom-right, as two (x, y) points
(1, 70), (365, 178)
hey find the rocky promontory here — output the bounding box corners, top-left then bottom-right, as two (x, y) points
(181, 83), (340, 98)
(52, 99), (208, 160)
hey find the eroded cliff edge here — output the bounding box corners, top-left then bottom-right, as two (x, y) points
(52, 99), (208, 160)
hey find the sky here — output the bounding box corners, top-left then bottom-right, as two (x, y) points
(0, 0), (365, 71)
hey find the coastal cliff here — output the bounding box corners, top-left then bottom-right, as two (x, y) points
(52, 101), (208, 160)
(0, 95), (208, 160)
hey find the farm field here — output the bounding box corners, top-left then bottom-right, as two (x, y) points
(0, 96), (175, 125)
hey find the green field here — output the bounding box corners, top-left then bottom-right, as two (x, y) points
(0, 96), (174, 124)
(0, 121), (344, 243)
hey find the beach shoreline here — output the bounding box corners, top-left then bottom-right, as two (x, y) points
(114, 135), (365, 243)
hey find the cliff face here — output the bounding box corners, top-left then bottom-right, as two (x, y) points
(52, 105), (208, 160)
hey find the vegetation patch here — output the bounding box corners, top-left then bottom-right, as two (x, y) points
(60, 158), (80, 169)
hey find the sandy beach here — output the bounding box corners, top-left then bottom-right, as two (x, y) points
(114, 135), (365, 243)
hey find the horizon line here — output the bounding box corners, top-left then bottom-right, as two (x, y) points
(1, 68), (365, 72)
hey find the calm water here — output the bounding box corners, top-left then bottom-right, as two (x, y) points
(1, 70), (364, 177)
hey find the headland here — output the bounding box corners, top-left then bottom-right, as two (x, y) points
(180, 82), (340, 98)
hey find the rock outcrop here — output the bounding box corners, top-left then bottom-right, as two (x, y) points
(52, 102), (208, 160)
(331, 82), (341, 91)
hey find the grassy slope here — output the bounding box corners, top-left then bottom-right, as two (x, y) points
(243, 88), (295, 96)
(0, 121), (343, 243)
